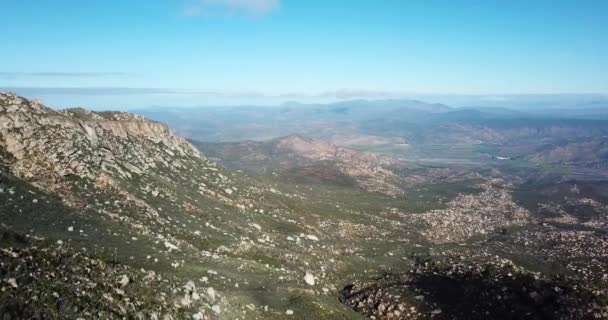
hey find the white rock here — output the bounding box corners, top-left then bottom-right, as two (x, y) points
(285, 310), (294, 315)
(180, 296), (192, 307)
(224, 188), (233, 195)
(207, 287), (216, 300)
(304, 272), (316, 286)
(211, 305), (221, 314)
(164, 241), (179, 251)
(67, 226), (74, 232)
(185, 280), (196, 291)
(7, 278), (17, 288)
(192, 311), (205, 320)
(251, 223), (262, 231)
(306, 235), (319, 241)
(119, 275), (130, 287)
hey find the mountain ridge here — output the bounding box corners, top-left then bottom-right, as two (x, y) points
(194, 134), (409, 196)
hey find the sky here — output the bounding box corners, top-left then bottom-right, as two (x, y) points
(1, 0), (607, 108)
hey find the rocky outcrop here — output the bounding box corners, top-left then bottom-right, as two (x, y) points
(410, 180), (529, 243)
(0, 92), (200, 183)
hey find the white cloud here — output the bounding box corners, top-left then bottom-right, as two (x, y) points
(0, 72), (133, 78)
(186, 0), (280, 16)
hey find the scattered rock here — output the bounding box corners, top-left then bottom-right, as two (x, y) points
(304, 272), (316, 286)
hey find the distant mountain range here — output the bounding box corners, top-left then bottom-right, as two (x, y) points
(194, 135), (409, 196)
(138, 98), (608, 169)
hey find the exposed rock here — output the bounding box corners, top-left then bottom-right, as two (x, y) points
(306, 234), (319, 241)
(304, 272), (316, 286)
(411, 181), (529, 243)
(119, 275), (130, 287)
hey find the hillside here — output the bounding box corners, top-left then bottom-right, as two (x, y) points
(528, 138), (608, 168)
(1, 93), (607, 319)
(0, 92), (275, 318)
(196, 135), (408, 196)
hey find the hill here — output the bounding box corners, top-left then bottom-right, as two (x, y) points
(195, 135), (408, 196)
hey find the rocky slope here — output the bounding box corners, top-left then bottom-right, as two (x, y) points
(340, 256), (608, 320)
(411, 180), (529, 243)
(528, 138), (608, 168)
(196, 135), (408, 196)
(1, 93), (607, 319)
(0, 92), (263, 318)
(0, 93), (442, 319)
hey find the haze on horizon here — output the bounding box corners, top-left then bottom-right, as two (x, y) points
(1, 0), (607, 108)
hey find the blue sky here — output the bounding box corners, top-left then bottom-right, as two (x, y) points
(1, 0), (607, 108)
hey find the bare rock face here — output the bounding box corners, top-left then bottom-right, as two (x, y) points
(0, 92), (200, 183)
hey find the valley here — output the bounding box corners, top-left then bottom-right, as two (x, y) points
(1, 93), (607, 319)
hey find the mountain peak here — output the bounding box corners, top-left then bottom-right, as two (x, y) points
(0, 92), (54, 115)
